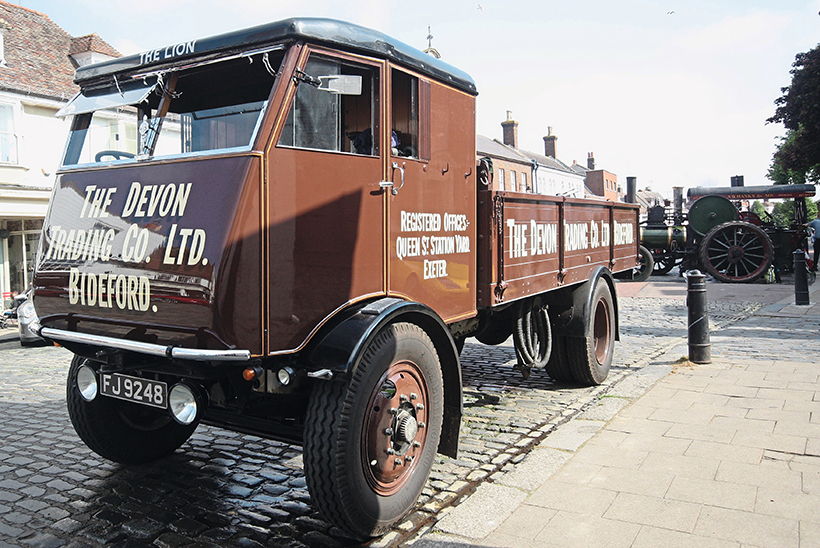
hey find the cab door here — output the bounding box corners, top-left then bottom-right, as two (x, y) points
(267, 48), (387, 353)
(386, 66), (477, 322)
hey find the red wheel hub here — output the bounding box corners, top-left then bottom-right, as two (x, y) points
(362, 361), (429, 495)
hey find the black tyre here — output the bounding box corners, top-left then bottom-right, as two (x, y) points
(699, 221), (773, 283)
(303, 322), (443, 539)
(566, 283), (615, 385)
(66, 355), (198, 464)
(631, 246), (654, 282)
(545, 332), (573, 382)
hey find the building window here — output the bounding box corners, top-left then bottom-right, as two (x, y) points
(498, 168), (505, 189)
(0, 104), (17, 164)
(511, 170), (517, 191)
(522, 172), (528, 192)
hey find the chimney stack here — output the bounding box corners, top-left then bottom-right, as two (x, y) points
(730, 175), (744, 187)
(587, 152), (595, 170)
(501, 110), (519, 149)
(626, 177), (637, 204)
(543, 126), (557, 158)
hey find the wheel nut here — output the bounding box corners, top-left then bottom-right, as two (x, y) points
(418, 421), (426, 428)
(384, 427), (394, 436)
(386, 448), (395, 455)
(390, 407), (398, 415)
(394, 458), (403, 466)
(416, 403), (424, 410)
(405, 455), (413, 463)
(410, 393), (418, 400)
(400, 394), (409, 402)
(413, 441), (421, 448)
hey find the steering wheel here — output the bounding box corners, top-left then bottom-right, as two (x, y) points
(95, 150), (136, 162)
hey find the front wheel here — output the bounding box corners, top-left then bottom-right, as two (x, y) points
(566, 282), (615, 385)
(66, 355), (198, 464)
(303, 322), (443, 539)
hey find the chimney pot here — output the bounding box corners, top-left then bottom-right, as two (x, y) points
(501, 111), (519, 149)
(543, 128), (558, 158)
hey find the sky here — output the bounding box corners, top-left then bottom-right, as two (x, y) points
(18, 0), (820, 197)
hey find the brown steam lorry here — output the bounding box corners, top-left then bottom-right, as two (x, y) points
(32, 18), (640, 538)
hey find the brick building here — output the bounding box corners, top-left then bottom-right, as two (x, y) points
(0, 1), (117, 303)
(581, 152), (619, 201)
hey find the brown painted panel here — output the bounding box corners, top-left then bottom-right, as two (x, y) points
(476, 191), (639, 307)
(562, 201), (614, 285)
(495, 193), (562, 303)
(33, 155), (264, 353)
(612, 205), (640, 273)
(387, 78), (476, 322)
(267, 147), (384, 352)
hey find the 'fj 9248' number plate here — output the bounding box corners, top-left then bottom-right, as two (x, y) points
(99, 373), (167, 409)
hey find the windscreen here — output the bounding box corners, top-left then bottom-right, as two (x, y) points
(62, 50), (285, 166)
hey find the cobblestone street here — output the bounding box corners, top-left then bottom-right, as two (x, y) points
(0, 288), (766, 548)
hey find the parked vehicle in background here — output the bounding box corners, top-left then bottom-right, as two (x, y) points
(17, 292), (43, 346)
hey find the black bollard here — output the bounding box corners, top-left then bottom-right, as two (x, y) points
(794, 250), (810, 305)
(687, 270), (711, 364)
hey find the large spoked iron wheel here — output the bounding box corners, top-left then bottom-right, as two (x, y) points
(652, 254), (676, 275)
(66, 355), (198, 464)
(303, 322), (443, 539)
(699, 221), (774, 283)
(566, 282), (615, 385)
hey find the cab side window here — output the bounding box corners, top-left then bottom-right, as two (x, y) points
(391, 69), (429, 160)
(279, 55), (378, 155)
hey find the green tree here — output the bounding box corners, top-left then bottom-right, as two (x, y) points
(768, 132), (814, 185)
(771, 198), (818, 225)
(751, 200), (766, 217)
(767, 45), (820, 181)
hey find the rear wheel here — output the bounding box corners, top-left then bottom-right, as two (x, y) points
(566, 283), (615, 385)
(700, 221), (773, 283)
(304, 322), (443, 539)
(66, 355), (198, 464)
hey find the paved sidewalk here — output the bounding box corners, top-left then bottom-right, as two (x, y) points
(413, 284), (820, 548)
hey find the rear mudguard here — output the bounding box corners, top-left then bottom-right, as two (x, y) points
(303, 297), (462, 458)
(556, 267), (619, 341)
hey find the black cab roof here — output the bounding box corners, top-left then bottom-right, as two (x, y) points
(74, 17), (477, 96)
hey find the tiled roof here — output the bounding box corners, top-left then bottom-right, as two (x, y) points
(519, 149), (580, 176)
(476, 134), (532, 164)
(69, 34), (119, 57)
(0, 1), (96, 100)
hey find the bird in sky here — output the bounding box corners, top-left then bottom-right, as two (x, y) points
(475, 2), (484, 11)
(668, 10), (676, 14)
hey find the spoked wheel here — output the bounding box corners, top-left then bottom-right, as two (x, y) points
(566, 282), (615, 385)
(699, 221), (773, 283)
(513, 298), (551, 376)
(66, 355), (198, 464)
(303, 322), (443, 539)
(652, 254), (676, 275)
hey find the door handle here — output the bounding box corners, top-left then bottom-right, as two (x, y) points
(380, 162), (406, 195)
(391, 162), (405, 195)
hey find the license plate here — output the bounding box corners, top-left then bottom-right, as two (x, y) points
(99, 373), (167, 409)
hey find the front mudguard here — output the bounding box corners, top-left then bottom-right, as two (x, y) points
(303, 297), (462, 458)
